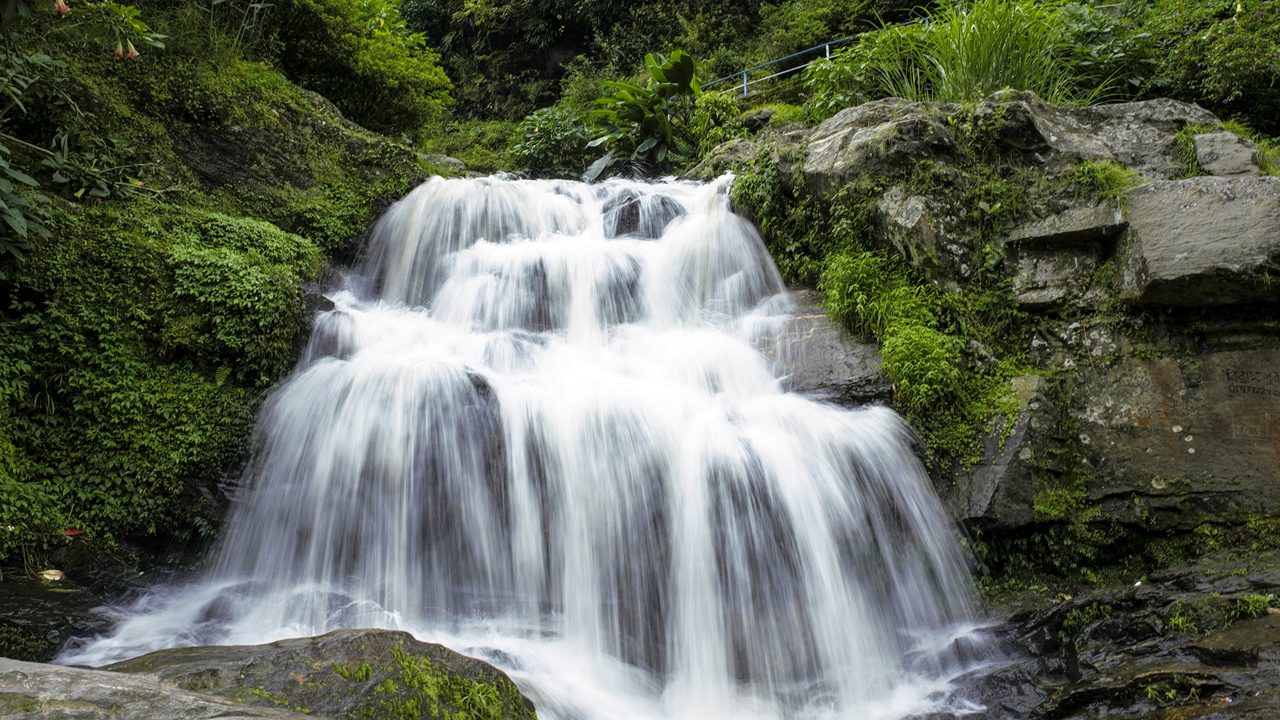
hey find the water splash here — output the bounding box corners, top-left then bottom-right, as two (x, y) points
(62, 176), (984, 719)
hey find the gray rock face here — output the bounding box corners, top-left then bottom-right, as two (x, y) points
(1076, 348), (1280, 527)
(974, 91), (1217, 178)
(0, 658), (311, 719)
(876, 185), (967, 280)
(943, 375), (1051, 525)
(1120, 176), (1280, 306)
(1194, 131), (1263, 177)
(1007, 203), (1127, 308)
(805, 99), (960, 197)
(769, 290), (890, 405)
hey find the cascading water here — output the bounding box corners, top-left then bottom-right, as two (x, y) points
(62, 175), (985, 719)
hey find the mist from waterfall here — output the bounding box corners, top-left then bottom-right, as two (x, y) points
(62, 175), (985, 720)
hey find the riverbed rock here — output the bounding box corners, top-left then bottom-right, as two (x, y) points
(0, 658), (311, 719)
(1119, 176), (1280, 306)
(951, 549), (1280, 719)
(105, 628), (536, 720)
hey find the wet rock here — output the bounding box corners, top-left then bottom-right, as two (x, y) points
(602, 189), (686, 239)
(951, 551), (1280, 719)
(1194, 131), (1263, 177)
(1119, 177), (1280, 306)
(0, 658), (310, 719)
(0, 573), (114, 663)
(769, 289), (891, 405)
(1007, 203), (1127, 308)
(943, 375), (1052, 525)
(687, 138), (757, 180)
(107, 628), (536, 720)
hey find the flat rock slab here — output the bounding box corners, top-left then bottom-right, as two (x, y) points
(1121, 176), (1280, 306)
(0, 658), (311, 719)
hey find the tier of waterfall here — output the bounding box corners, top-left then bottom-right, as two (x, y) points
(63, 176), (983, 720)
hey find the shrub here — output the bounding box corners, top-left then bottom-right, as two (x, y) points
(589, 50), (701, 173)
(508, 106), (593, 179)
(1142, 0), (1280, 134)
(688, 91), (746, 158)
(805, 0), (1118, 118)
(267, 0), (453, 136)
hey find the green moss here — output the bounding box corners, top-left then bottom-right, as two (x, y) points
(0, 693), (40, 714)
(0, 199), (319, 553)
(355, 643), (532, 720)
(1247, 515), (1280, 551)
(1067, 160), (1142, 202)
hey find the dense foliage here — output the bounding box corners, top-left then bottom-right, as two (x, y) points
(0, 0), (432, 564)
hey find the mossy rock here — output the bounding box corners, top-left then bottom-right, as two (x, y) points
(107, 629), (536, 720)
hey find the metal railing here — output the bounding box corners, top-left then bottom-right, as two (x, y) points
(701, 37), (857, 96)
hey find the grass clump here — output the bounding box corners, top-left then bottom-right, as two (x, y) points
(805, 0), (1118, 118)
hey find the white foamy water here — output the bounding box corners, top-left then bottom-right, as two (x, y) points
(62, 176), (985, 719)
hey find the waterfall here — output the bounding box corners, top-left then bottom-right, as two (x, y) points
(61, 176), (984, 719)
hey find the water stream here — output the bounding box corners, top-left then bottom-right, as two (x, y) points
(61, 176), (984, 719)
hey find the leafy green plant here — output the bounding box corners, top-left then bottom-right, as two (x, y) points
(1231, 593), (1275, 620)
(0, 142), (50, 261)
(588, 50), (700, 174)
(688, 90), (745, 158)
(41, 130), (151, 201)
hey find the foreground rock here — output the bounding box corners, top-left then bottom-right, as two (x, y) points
(2, 629), (536, 719)
(933, 550), (1280, 719)
(0, 660), (310, 719)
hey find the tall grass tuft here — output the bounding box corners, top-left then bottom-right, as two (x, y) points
(806, 0), (1115, 117)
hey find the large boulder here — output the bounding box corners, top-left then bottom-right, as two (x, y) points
(0, 629), (536, 720)
(974, 91), (1217, 178)
(804, 98), (961, 198)
(1119, 176), (1280, 306)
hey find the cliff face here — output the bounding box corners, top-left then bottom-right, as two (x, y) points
(701, 90), (1280, 583)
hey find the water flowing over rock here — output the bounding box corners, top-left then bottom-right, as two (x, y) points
(60, 176), (983, 720)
